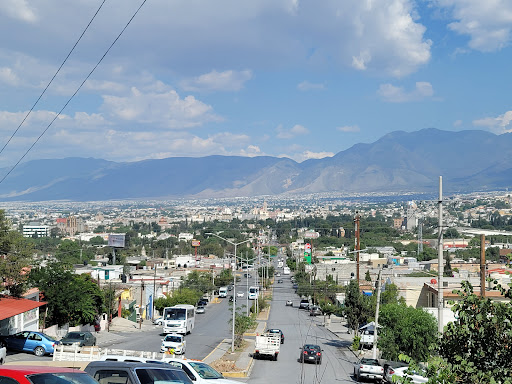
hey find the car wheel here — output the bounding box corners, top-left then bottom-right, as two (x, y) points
(34, 346), (45, 357)
(274, 354), (278, 361)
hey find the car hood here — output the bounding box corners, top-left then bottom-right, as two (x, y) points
(162, 341), (184, 347)
(60, 337), (84, 344)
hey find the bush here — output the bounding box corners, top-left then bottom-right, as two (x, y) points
(352, 335), (361, 350)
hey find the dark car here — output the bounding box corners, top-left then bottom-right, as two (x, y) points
(84, 361), (192, 384)
(0, 331), (60, 356)
(299, 299), (310, 310)
(0, 365), (98, 384)
(299, 344), (322, 364)
(60, 331), (96, 347)
(277, 279), (283, 284)
(197, 299), (208, 306)
(267, 329), (284, 344)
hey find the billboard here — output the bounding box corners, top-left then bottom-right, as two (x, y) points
(192, 240), (201, 247)
(108, 234), (125, 248)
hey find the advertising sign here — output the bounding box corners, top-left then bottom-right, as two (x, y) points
(305, 243), (311, 254)
(108, 234), (125, 248)
(192, 240), (201, 247)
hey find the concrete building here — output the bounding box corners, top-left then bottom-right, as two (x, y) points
(22, 223), (49, 238)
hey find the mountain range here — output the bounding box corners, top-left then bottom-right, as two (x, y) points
(1, 128), (511, 202)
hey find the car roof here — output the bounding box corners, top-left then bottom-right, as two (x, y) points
(0, 366), (83, 374)
(87, 361), (176, 369)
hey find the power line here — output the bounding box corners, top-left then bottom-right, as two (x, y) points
(0, 0), (107, 157)
(0, 0), (148, 186)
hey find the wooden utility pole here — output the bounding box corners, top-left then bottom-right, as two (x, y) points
(354, 213), (360, 282)
(480, 234), (486, 298)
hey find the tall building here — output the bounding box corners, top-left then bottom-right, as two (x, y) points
(23, 223), (49, 238)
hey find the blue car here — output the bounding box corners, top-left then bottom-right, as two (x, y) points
(0, 331), (60, 356)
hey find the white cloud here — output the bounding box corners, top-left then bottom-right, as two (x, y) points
(453, 119), (463, 127)
(299, 151), (334, 161)
(337, 125), (360, 133)
(378, 81), (434, 102)
(0, 0), (37, 22)
(102, 86), (222, 128)
(473, 110), (512, 133)
(181, 70), (253, 92)
(276, 124), (309, 139)
(435, 0), (512, 52)
(297, 81), (326, 91)
(0, 67), (20, 86)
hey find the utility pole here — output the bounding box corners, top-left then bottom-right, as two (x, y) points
(354, 213), (360, 282)
(139, 280), (144, 330)
(152, 252), (157, 322)
(480, 234), (486, 298)
(437, 176), (444, 335)
(372, 269), (382, 359)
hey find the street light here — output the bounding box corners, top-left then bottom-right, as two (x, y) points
(206, 232), (251, 353)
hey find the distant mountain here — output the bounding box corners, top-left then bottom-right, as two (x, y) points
(0, 128), (511, 201)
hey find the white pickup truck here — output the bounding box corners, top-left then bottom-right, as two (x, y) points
(254, 332), (280, 361)
(354, 358), (384, 382)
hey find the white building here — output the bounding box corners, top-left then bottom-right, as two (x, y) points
(23, 224), (49, 238)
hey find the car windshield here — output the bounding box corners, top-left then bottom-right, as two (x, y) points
(189, 362), (223, 379)
(28, 372), (98, 384)
(64, 333), (85, 340)
(165, 336), (182, 343)
(135, 367), (192, 384)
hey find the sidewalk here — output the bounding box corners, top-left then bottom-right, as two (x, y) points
(323, 315), (373, 359)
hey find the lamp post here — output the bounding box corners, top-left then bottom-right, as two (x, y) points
(206, 232), (251, 353)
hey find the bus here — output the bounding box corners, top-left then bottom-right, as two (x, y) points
(163, 304), (195, 335)
(248, 286), (259, 300)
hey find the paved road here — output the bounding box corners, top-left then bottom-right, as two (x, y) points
(248, 259), (358, 384)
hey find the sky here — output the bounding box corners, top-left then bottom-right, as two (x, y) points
(0, 0), (512, 168)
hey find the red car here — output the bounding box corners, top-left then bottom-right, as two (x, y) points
(0, 365), (98, 384)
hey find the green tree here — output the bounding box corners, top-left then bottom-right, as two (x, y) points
(378, 303), (438, 362)
(55, 239), (81, 264)
(154, 288), (202, 312)
(0, 211), (34, 297)
(365, 270), (372, 282)
(29, 262), (104, 326)
(181, 271), (215, 294)
(345, 279), (374, 331)
(435, 281), (512, 383)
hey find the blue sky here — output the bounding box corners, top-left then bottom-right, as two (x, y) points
(0, 0), (511, 167)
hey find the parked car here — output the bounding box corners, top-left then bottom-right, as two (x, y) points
(153, 317), (164, 325)
(198, 298), (208, 306)
(196, 305), (205, 314)
(0, 365), (98, 384)
(160, 333), (186, 354)
(298, 344), (322, 364)
(286, 300), (293, 307)
(0, 331), (60, 356)
(354, 358), (385, 382)
(267, 329), (284, 344)
(163, 357), (242, 384)
(60, 331), (96, 347)
(299, 299), (310, 310)
(309, 305), (322, 316)
(384, 365), (428, 383)
(84, 361), (192, 384)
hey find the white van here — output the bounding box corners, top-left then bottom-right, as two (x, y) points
(248, 286), (259, 300)
(219, 286), (228, 298)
